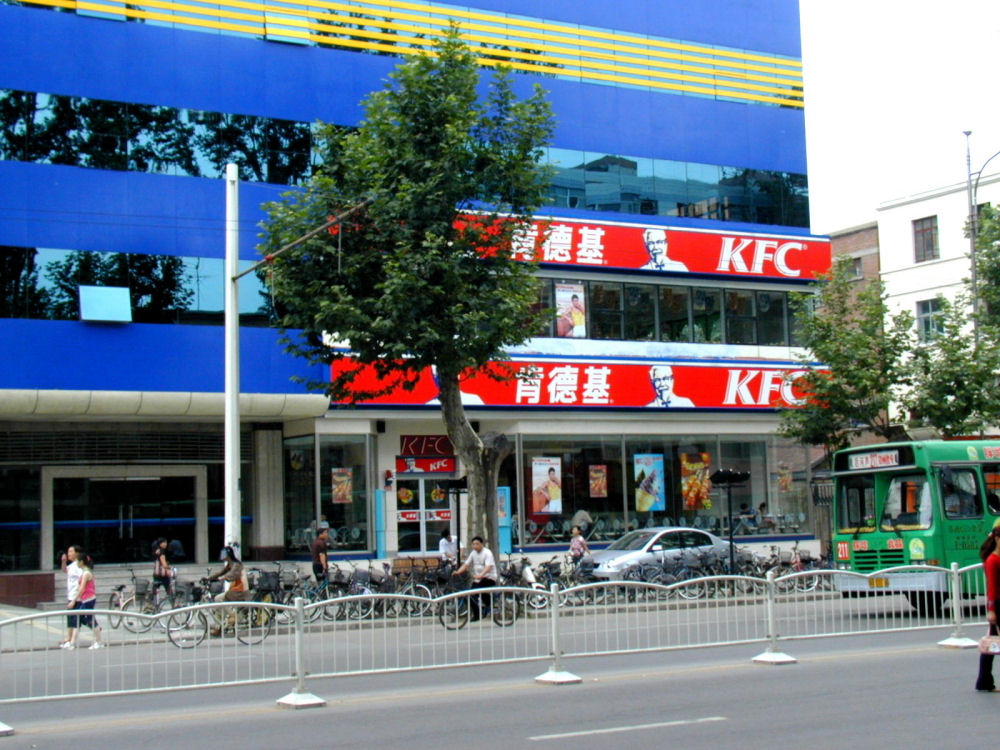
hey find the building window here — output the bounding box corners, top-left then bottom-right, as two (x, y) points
(849, 256), (863, 279)
(913, 216), (939, 263)
(589, 282), (623, 339)
(658, 286), (691, 342)
(724, 290), (756, 344)
(916, 298), (943, 342)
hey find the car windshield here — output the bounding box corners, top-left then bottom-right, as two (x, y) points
(606, 530), (655, 551)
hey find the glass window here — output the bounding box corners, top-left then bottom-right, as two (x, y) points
(756, 291), (787, 345)
(692, 288), (722, 343)
(916, 298), (943, 342)
(880, 474), (932, 531)
(520, 436), (623, 546)
(589, 282), (623, 339)
(658, 286), (691, 342)
(283, 436), (316, 554)
(941, 467), (981, 519)
(837, 474), (876, 532)
(724, 290), (756, 344)
(913, 216), (939, 263)
(0, 468), (40, 571)
(623, 283), (656, 341)
(318, 435), (370, 550)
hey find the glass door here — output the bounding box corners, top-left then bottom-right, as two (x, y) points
(52, 476), (196, 565)
(396, 479), (453, 554)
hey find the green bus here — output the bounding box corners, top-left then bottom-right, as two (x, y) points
(831, 439), (1000, 613)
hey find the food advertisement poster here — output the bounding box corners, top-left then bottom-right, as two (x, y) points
(331, 468), (352, 504)
(555, 282), (586, 338)
(634, 454), (665, 512)
(589, 465), (608, 498)
(531, 457), (562, 514)
(680, 453), (712, 510)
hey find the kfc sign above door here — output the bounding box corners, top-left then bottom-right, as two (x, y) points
(508, 216), (829, 281)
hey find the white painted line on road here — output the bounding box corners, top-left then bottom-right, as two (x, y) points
(528, 715), (727, 741)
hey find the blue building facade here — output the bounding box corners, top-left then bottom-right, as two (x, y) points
(0, 0), (825, 571)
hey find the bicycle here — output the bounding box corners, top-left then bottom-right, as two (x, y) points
(165, 576), (274, 648)
(109, 568), (177, 633)
(436, 573), (520, 630)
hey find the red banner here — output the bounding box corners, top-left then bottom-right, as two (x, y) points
(508, 217), (830, 280)
(332, 359), (814, 410)
(395, 456), (457, 474)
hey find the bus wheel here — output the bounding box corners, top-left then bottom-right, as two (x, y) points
(906, 591), (945, 617)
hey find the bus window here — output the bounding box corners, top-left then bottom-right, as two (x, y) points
(881, 474), (931, 530)
(984, 465), (1000, 513)
(837, 474), (875, 532)
(941, 467), (981, 519)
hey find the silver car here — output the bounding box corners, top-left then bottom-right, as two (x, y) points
(590, 526), (731, 580)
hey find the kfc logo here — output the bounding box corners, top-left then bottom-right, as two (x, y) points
(716, 237), (804, 278)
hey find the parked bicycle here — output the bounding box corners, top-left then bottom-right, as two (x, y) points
(436, 573), (520, 630)
(107, 567), (178, 633)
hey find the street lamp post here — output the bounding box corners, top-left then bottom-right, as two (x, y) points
(709, 468), (750, 574)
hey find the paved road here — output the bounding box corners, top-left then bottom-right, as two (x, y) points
(0, 629), (993, 749)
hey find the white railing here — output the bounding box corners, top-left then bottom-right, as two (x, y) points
(0, 563), (987, 707)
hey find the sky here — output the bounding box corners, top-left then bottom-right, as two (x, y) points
(799, 0), (1000, 235)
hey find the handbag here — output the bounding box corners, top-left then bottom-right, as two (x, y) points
(979, 635), (1000, 655)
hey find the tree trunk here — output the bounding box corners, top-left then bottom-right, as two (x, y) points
(436, 373), (511, 551)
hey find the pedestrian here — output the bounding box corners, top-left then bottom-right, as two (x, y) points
(452, 536), (497, 621)
(62, 545), (105, 650)
(311, 526), (329, 583)
(977, 519), (1000, 691)
(438, 529), (459, 566)
(568, 525), (590, 565)
(570, 508), (594, 535)
(208, 545), (248, 637)
(152, 537), (173, 596)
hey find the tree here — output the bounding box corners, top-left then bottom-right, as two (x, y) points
(899, 293), (1000, 436)
(779, 257), (914, 455)
(260, 29), (554, 549)
(974, 204), (1000, 329)
(0, 246), (49, 318)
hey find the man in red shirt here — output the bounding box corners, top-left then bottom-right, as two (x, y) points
(311, 527), (329, 583)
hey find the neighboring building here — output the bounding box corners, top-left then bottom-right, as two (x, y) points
(878, 173), (1000, 341)
(830, 222), (880, 283)
(0, 0), (828, 572)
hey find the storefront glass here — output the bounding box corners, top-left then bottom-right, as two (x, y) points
(283, 435), (316, 554)
(0, 468), (40, 571)
(318, 435), (369, 551)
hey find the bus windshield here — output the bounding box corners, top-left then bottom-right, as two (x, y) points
(881, 473), (932, 531)
(837, 474), (875, 533)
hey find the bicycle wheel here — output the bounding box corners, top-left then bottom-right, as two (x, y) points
(526, 583), (549, 610)
(107, 591), (123, 629)
(121, 597), (154, 633)
(437, 597), (468, 630)
(167, 611), (207, 648)
(491, 591), (520, 627)
(235, 604), (273, 645)
(399, 582), (433, 617)
(344, 585), (375, 620)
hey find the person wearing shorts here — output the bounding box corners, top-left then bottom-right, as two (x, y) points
(63, 545), (104, 650)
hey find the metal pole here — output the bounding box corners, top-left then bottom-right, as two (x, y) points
(727, 484), (735, 573)
(277, 597), (326, 707)
(224, 163), (241, 552)
(964, 131), (979, 348)
(534, 582), (581, 683)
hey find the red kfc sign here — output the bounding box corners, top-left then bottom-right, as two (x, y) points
(503, 215), (829, 281)
(396, 456), (457, 474)
(400, 435), (454, 456)
(333, 359), (817, 410)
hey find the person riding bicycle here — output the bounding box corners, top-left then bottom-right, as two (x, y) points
(152, 537), (173, 596)
(311, 526), (330, 583)
(208, 545), (248, 637)
(452, 536), (497, 621)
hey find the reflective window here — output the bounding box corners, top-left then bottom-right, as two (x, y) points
(589, 282), (623, 339)
(725, 289), (756, 345)
(692, 288), (722, 343)
(623, 283), (656, 341)
(0, 88), (808, 226)
(941, 467), (981, 520)
(916, 298), (943, 342)
(658, 286), (691, 342)
(756, 291), (787, 346)
(837, 474), (876, 533)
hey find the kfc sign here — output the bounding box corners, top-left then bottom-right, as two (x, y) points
(504, 215), (829, 281)
(395, 456), (457, 474)
(333, 359), (818, 410)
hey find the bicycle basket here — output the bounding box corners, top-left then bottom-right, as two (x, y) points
(134, 580), (149, 597)
(367, 566), (385, 584)
(779, 550), (794, 564)
(798, 549), (813, 563)
(330, 567), (350, 585)
(350, 568), (371, 585)
(209, 580), (224, 596)
(175, 580), (196, 602)
(257, 571), (280, 592)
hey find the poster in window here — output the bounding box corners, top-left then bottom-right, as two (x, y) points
(554, 282), (586, 338)
(680, 453), (712, 510)
(589, 465), (608, 498)
(634, 454), (665, 512)
(531, 457), (562, 514)
(331, 468), (353, 504)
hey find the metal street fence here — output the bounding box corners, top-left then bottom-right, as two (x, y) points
(0, 563), (988, 706)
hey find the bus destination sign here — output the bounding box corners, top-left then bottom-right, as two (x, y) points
(848, 450), (900, 471)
